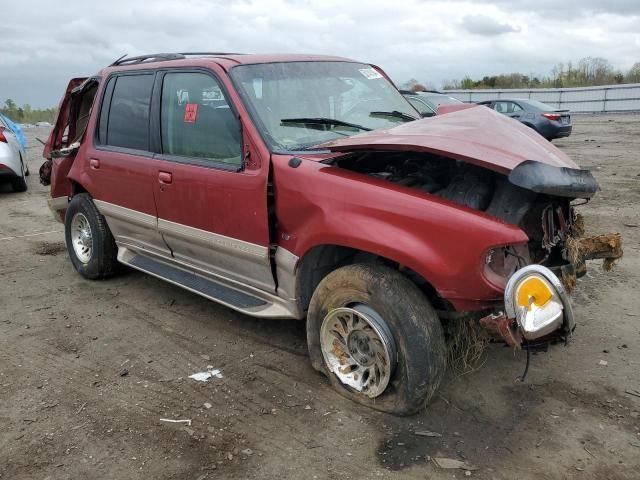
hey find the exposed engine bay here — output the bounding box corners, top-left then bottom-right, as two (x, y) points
(332, 151), (621, 286)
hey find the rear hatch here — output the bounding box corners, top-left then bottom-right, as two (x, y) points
(41, 77), (99, 189)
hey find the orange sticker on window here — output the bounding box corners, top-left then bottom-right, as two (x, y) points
(184, 103), (198, 123)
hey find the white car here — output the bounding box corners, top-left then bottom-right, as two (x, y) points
(0, 116), (28, 191)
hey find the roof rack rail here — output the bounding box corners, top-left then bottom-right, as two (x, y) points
(178, 52), (245, 56)
(110, 53), (185, 67)
(400, 89), (444, 95)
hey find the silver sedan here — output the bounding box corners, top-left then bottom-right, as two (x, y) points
(0, 116), (28, 192)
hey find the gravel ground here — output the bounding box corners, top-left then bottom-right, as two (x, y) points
(1, 116), (639, 480)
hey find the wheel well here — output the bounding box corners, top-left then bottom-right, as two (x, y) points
(295, 244), (445, 314)
(70, 180), (88, 196)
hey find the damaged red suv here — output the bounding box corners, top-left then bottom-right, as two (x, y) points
(43, 53), (622, 415)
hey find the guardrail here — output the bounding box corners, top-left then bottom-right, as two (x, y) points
(442, 83), (640, 113)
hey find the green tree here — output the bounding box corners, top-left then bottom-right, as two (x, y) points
(460, 76), (475, 89)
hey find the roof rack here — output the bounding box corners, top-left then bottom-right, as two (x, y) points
(110, 53), (185, 66)
(110, 52), (245, 67)
(178, 52), (245, 56)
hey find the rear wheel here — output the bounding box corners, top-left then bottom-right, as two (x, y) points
(307, 264), (446, 415)
(64, 193), (119, 279)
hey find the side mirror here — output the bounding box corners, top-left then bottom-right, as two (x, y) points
(421, 111), (436, 118)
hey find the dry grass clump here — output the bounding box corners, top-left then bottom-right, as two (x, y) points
(445, 318), (491, 375)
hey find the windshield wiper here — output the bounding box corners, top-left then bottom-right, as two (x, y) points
(280, 117), (372, 132)
(369, 110), (417, 122)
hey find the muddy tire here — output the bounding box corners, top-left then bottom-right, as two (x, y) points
(307, 264), (446, 415)
(64, 193), (119, 279)
(11, 174), (27, 192)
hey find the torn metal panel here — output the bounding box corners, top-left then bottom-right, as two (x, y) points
(479, 312), (522, 349)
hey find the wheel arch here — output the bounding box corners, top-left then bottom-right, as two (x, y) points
(294, 243), (447, 316)
(69, 179), (89, 196)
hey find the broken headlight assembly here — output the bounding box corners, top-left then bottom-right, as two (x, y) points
(483, 244), (529, 289)
(504, 265), (574, 340)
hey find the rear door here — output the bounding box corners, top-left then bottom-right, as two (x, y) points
(81, 72), (169, 258)
(150, 68), (275, 291)
(493, 101), (523, 120)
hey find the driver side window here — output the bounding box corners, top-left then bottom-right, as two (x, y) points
(160, 72), (242, 165)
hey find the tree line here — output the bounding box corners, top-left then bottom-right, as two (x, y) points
(1, 99), (57, 124)
(404, 57), (640, 91)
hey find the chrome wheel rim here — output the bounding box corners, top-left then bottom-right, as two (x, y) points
(320, 304), (396, 398)
(70, 213), (93, 264)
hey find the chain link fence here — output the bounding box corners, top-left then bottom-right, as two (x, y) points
(443, 83), (640, 113)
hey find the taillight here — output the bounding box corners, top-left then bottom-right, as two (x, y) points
(542, 113), (561, 121)
(0, 126), (7, 143)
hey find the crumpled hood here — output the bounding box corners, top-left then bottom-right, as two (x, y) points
(318, 105), (579, 174)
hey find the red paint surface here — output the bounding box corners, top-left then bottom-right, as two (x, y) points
(272, 155), (528, 311)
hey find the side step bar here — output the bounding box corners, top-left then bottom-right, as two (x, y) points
(128, 254), (266, 309)
(116, 248), (301, 318)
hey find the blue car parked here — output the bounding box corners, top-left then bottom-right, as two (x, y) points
(0, 113), (27, 149)
(476, 99), (572, 141)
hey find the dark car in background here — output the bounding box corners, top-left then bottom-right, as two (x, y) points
(476, 99), (572, 141)
(401, 90), (463, 117)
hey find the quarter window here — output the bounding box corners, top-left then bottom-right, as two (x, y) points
(104, 74), (154, 150)
(160, 72), (241, 165)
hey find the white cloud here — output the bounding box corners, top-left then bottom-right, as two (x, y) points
(461, 15), (520, 36)
(0, 0), (638, 107)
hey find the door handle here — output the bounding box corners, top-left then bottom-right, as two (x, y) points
(158, 171), (173, 185)
(89, 158), (100, 169)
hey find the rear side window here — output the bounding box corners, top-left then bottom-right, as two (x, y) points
(160, 72), (241, 165)
(102, 74), (154, 150)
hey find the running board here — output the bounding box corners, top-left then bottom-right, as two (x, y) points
(129, 254), (266, 308)
(118, 250), (300, 318)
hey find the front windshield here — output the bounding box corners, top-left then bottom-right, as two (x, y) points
(230, 61), (418, 151)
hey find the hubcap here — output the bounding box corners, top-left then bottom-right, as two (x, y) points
(70, 213), (93, 264)
(320, 304), (396, 398)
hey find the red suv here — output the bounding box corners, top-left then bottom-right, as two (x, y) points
(42, 53), (621, 415)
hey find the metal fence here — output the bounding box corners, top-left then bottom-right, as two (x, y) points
(442, 83), (640, 113)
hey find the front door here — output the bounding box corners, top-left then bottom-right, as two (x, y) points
(151, 69), (275, 292)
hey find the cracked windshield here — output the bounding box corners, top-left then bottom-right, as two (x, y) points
(231, 61), (417, 151)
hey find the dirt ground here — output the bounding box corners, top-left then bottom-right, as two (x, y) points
(1, 115), (639, 480)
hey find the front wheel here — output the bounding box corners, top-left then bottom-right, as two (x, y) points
(307, 264), (446, 415)
(64, 193), (119, 279)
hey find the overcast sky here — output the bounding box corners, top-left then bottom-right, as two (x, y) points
(1, 0), (639, 108)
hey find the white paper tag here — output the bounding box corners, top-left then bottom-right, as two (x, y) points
(359, 68), (383, 80)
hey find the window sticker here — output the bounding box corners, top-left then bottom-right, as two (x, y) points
(358, 68), (383, 80)
(177, 89), (189, 105)
(202, 86), (224, 102)
(184, 103), (198, 123)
